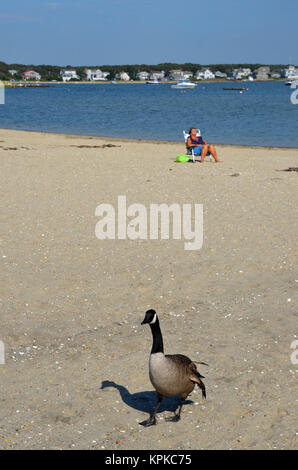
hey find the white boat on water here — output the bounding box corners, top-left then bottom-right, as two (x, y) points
(146, 79), (160, 85)
(171, 79), (196, 89)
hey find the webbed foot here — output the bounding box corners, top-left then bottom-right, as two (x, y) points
(165, 414), (181, 423)
(139, 416), (157, 427)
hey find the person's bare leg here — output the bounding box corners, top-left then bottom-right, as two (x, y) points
(208, 144), (220, 162)
(200, 145), (208, 163)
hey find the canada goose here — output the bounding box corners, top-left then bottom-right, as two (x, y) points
(140, 309), (207, 426)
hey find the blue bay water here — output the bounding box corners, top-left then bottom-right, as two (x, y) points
(0, 81), (297, 147)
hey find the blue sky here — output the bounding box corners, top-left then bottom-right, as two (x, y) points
(1, 0), (297, 65)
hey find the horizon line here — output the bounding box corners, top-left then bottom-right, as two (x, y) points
(3, 61), (297, 68)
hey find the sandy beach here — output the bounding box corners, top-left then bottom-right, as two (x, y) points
(0, 128), (297, 450)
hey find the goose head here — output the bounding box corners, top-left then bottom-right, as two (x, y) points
(141, 309), (157, 325)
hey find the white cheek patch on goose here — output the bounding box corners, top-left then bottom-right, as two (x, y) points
(149, 313), (157, 324)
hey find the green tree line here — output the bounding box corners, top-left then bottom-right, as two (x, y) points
(0, 60), (292, 81)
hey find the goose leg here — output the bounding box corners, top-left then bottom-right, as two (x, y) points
(165, 398), (185, 422)
(139, 393), (163, 427)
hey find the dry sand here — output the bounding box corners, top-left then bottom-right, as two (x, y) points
(0, 129), (297, 450)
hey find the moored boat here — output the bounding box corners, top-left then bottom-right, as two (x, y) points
(171, 79), (196, 89)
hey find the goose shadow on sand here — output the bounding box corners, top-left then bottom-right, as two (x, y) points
(100, 380), (193, 417)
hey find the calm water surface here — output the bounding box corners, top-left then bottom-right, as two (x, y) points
(0, 81), (297, 147)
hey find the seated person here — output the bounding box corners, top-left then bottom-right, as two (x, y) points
(187, 127), (220, 162)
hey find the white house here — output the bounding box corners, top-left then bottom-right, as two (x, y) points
(242, 68), (252, 77)
(149, 71), (165, 81)
(234, 69), (244, 80)
(270, 72), (281, 79)
(60, 70), (80, 82)
(195, 69), (215, 80)
(229, 68), (252, 80)
(215, 71), (228, 79)
(22, 70), (41, 81)
(85, 68), (109, 81)
(8, 70), (18, 76)
(253, 67), (270, 80)
(115, 71), (130, 81)
(168, 69), (193, 80)
(230, 69), (243, 80)
(281, 65), (298, 79)
(137, 71), (150, 81)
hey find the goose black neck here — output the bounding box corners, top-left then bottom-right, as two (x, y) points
(149, 317), (164, 354)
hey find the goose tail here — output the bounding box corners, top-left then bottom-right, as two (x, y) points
(198, 377), (206, 399)
(191, 371), (206, 399)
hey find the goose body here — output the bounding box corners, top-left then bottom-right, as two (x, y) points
(149, 353), (197, 398)
(140, 309), (206, 426)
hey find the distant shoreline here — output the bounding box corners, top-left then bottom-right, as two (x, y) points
(1, 128), (297, 150)
(3, 78), (290, 86)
